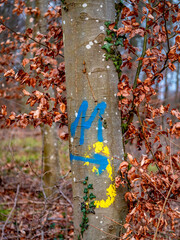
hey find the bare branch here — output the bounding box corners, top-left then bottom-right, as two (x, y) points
(153, 180), (175, 240)
(58, 186), (73, 207)
(1, 184), (20, 240)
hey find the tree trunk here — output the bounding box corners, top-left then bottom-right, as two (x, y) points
(164, 69), (168, 106)
(62, 1), (128, 239)
(24, 0), (35, 113)
(41, 123), (60, 196)
(175, 62), (179, 106)
(35, 0), (60, 196)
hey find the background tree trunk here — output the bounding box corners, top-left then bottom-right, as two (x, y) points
(164, 69), (168, 106)
(62, 1), (128, 239)
(175, 62), (179, 106)
(24, 0), (34, 113)
(35, 0), (60, 196)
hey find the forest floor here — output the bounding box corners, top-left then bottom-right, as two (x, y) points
(0, 128), (74, 240)
(0, 128), (179, 240)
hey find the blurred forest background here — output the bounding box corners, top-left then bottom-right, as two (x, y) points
(0, 0), (74, 239)
(0, 0), (179, 239)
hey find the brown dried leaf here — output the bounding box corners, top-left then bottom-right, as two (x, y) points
(22, 89), (31, 96)
(4, 69), (15, 77)
(168, 62), (176, 71)
(60, 103), (66, 113)
(148, 13), (154, 20)
(109, 23), (116, 30)
(58, 125), (68, 140)
(33, 90), (43, 99)
(22, 58), (30, 67)
(9, 112), (16, 120)
(119, 161), (129, 177)
(1, 105), (7, 116)
(171, 109), (180, 120)
(175, 35), (180, 44)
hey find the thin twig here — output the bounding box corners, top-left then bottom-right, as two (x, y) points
(160, 0), (171, 75)
(136, 109), (163, 173)
(150, 2), (180, 28)
(58, 186), (73, 207)
(153, 179), (175, 240)
(41, 230), (44, 240)
(89, 224), (121, 239)
(60, 170), (71, 179)
(141, 124), (180, 149)
(28, 160), (40, 178)
(151, 59), (178, 83)
(124, 11), (149, 132)
(40, 125), (47, 201)
(1, 185), (20, 240)
(149, 33), (177, 52)
(103, 215), (124, 226)
(0, 200), (48, 205)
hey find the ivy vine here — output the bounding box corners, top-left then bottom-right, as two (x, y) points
(78, 176), (96, 239)
(101, 21), (125, 80)
(101, 1), (129, 158)
(101, 1), (126, 80)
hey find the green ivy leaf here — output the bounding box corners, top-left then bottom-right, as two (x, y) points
(87, 184), (93, 189)
(81, 228), (85, 234)
(85, 224), (89, 229)
(114, 24), (118, 30)
(122, 123), (128, 134)
(115, 38), (124, 46)
(118, 58), (122, 66)
(105, 53), (112, 61)
(58, 234), (64, 240)
(84, 188), (88, 193)
(50, 222), (55, 229)
(83, 216), (89, 223)
(118, 71), (122, 78)
(83, 195), (88, 201)
(89, 193), (96, 199)
(101, 43), (113, 53)
(107, 29), (112, 35)
(81, 208), (86, 213)
(104, 36), (112, 43)
(104, 21), (111, 28)
(114, 61), (118, 66)
(89, 201), (95, 208)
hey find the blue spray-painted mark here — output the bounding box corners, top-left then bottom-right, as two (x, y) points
(70, 153), (108, 175)
(71, 100), (106, 145)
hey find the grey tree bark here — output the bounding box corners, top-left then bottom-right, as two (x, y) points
(62, 1), (128, 239)
(35, 0), (60, 196)
(175, 62), (180, 106)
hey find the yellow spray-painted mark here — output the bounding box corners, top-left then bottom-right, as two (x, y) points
(83, 141), (116, 208)
(92, 166), (99, 175)
(84, 153), (90, 166)
(84, 162), (89, 166)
